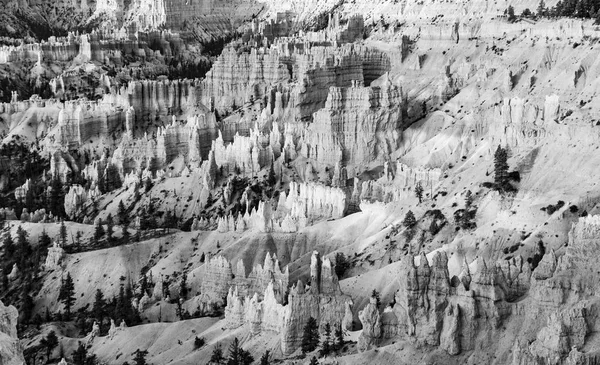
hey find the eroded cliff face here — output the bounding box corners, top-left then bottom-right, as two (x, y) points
(511, 216), (600, 365)
(300, 80), (402, 169)
(225, 251), (352, 355)
(173, 252), (290, 306)
(356, 215), (600, 364)
(0, 300), (25, 365)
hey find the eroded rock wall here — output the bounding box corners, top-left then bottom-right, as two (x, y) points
(0, 300), (25, 365)
(225, 251), (352, 355)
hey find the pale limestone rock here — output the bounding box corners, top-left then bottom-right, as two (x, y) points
(85, 321), (100, 347)
(7, 264), (18, 281)
(381, 306), (398, 338)
(64, 185), (90, 219)
(44, 241), (64, 270)
(224, 251), (351, 355)
(358, 297), (382, 352)
(440, 302), (460, 355)
(303, 82), (402, 167)
(13, 179), (30, 202)
(108, 319), (117, 339)
(0, 300), (24, 365)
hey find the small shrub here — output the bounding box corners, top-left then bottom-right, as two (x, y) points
(194, 337), (205, 350)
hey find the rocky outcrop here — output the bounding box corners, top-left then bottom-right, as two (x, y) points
(512, 216), (600, 365)
(199, 42), (390, 117)
(357, 297), (382, 351)
(276, 181), (347, 222)
(358, 250), (531, 356)
(360, 215), (600, 362)
(300, 79), (402, 169)
(182, 253), (289, 305)
(211, 126), (274, 177)
(56, 100), (125, 147)
(225, 251), (352, 355)
(0, 300), (25, 365)
(356, 162), (442, 203)
(44, 241), (65, 270)
(199, 47), (292, 114)
(216, 181), (347, 234)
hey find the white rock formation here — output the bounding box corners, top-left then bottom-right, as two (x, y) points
(0, 300), (25, 365)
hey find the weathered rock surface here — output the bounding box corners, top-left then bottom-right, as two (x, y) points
(300, 80), (402, 169)
(179, 252), (289, 306)
(0, 300), (25, 365)
(225, 251), (352, 355)
(357, 296), (381, 352)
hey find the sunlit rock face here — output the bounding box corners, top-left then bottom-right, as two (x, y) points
(225, 251), (352, 355)
(0, 300), (25, 365)
(300, 80), (402, 169)
(181, 253), (289, 306)
(351, 215), (600, 363)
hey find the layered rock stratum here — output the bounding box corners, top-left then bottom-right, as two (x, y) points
(4, 0), (600, 364)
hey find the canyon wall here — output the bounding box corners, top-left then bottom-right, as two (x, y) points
(225, 251), (353, 355)
(0, 30), (182, 65)
(357, 215), (600, 364)
(300, 80), (402, 169)
(174, 252), (290, 305)
(0, 300), (25, 365)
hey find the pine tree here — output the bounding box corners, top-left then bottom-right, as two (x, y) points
(402, 211), (417, 229)
(21, 293), (34, 324)
(93, 289), (106, 324)
(49, 177), (64, 218)
(226, 337), (253, 365)
(320, 323), (331, 356)
(179, 272), (188, 300)
(260, 350), (270, 365)
(75, 231), (82, 247)
(140, 274), (149, 297)
(115, 285), (127, 322)
(144, 177), (153, 193)
(3, 233), (15, 258)
(334, 252), (350, 279)
(227, 337), (242, 365)
(39, 229), (52, 247)
(371, 289), (381, 308)
(335, 324), (344, 350)
(122, 224), (130, 242)
(16, 225), (31, 269)
(402, 210), (417, 242)
(414, 182), (424, 204)
(105, 164), (122, 192)
(494, 145), (510, 191)
(210, 344), (224, 364)
(40, 330), (58, 361)
(106, 214), (114, 242)
(301, 317), (320, 354)
(507, 5), (516, 21)
(59, 272), (75, 320)
(94, 219), (105, 241)
(117, 200), (129, 225)
(59, 221), (67, 246)
(133, 349), (148, 365)
(72, 342), (87, 365)
(537, 0), (547, 16)
(268, 159), (276, 186)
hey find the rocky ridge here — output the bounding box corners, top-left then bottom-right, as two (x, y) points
(225, 251), (352, 355)
(0, 300), (24, 365)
